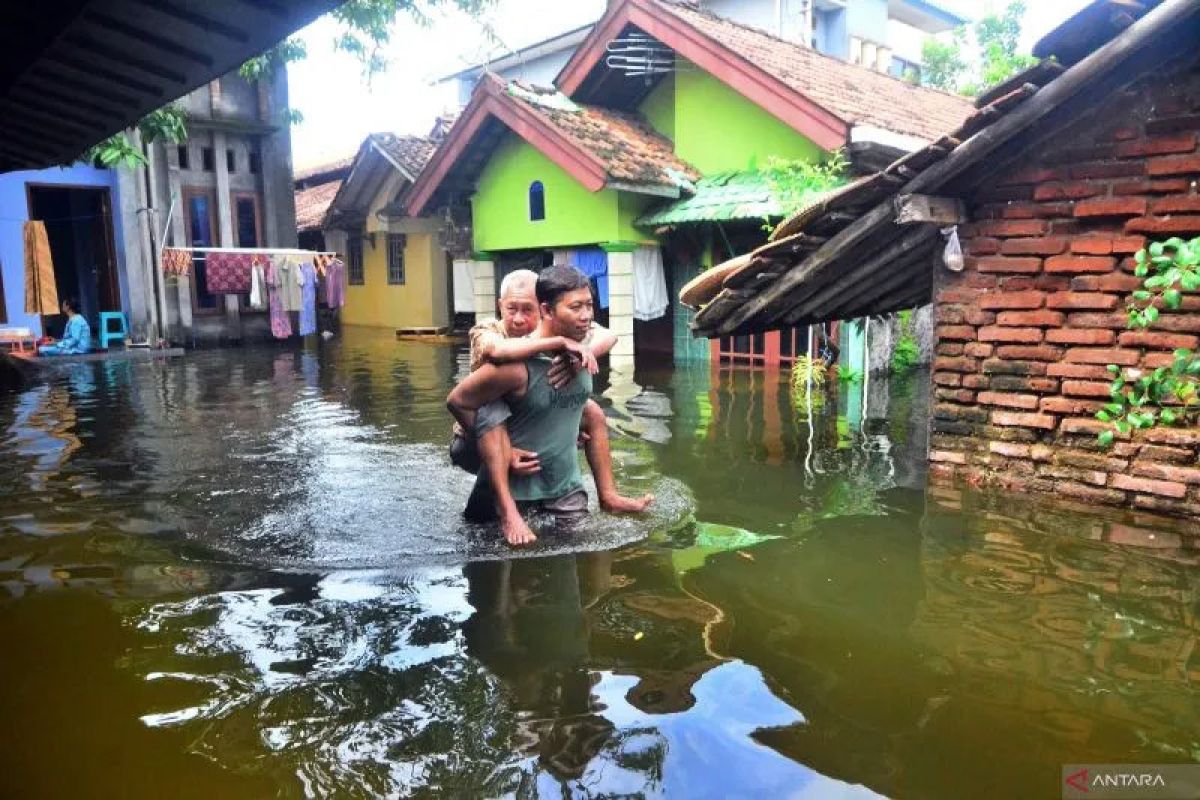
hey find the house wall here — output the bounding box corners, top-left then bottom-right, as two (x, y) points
(342, 230), (446, 329)
(0, 165), (128, 337)
(640, 64), (822, 173)
(928, 66), (1200, 517)
(471, 135), (644, 252)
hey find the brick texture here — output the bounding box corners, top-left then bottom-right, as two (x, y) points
(927, 62), (1200, 518)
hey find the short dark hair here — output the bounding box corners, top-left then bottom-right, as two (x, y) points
(536, 265), (590, 309)
(61, 297), (79, 314)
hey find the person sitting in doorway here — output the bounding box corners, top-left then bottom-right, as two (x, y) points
(38, 298), (91, 356)
(448, 266), (652, 546)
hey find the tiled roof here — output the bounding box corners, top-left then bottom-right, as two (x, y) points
(505, 81), (699, 189)
(295, 179), (342, 232)
(294, 156), (353, 184)
(656, 0), (974, 141)
(369, 133), (437, 181)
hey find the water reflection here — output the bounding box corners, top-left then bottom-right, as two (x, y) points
(0, 330), (1197, 798)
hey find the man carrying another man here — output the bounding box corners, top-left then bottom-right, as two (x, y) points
(447, 266), (652, 546)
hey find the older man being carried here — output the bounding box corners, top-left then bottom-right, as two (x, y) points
(448, 266), (651, 546)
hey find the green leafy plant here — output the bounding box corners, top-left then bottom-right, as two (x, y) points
(791, 355), (829, 407)
(79, 104), (189, 168)
(891, 309), (921, 373)
(836, 365), (863, 383)
(761, 150), (848, 230)
(920, 0), (1038, 97)
(1097, 236), (1200, 447)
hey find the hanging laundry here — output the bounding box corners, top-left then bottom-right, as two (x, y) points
(272, 254), (303, 312)
(570, 248), (609, 310)
(249, 256), (268, 310)
(298, 261), (317, 336)
(204, 252), (254, 294)
(325, 258), (346, 309)
(23, 221), (58, 315)
(160, 247), (192, 276)
(266, 261), (292, 339)
(633, 245), (669, 321)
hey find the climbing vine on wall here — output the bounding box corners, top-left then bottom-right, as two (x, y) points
(1097, 236), (1200, 447)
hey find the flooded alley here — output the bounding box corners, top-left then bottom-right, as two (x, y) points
(1, 329), (1197, 799)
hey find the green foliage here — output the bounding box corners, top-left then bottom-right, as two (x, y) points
(791, 355), (829, 407)
(891, 309), (921, 373)
(239, 37), (308, 82)
(836, 365), (863, 383)
(79, 104), (188, 169)
(761, 150), (848, 230)
(1098, 236), (1200, 446)
(920, 1), (1038, 97)
(920, 27), (968, 92)
(241, 0), (495, 83)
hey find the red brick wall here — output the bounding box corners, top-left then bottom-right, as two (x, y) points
(930, 66), (1200, 517)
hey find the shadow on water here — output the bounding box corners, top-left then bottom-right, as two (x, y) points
(0, 328), (1197, 799)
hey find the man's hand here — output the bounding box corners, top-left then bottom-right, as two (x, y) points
(510, 447), (541, 476)
(547, 343), (597, 389)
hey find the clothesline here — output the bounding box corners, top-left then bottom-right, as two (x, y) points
(176, 246), (339, 256)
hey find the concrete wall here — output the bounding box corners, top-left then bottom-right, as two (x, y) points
(0, 165), (128, 338)
(928, 63), (1200, 517)
(145, 67), (298, 346)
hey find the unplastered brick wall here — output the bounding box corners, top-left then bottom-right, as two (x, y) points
(929, 60), (1200, 517)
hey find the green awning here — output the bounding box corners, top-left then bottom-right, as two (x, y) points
(636, 170), (846, 227)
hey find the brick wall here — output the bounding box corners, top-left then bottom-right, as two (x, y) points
(929, 61), (1200, 517)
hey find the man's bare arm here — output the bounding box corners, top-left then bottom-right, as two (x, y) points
(478, 334), (573, 365)
(447, 362), (526, 433)
(586, 323), (618, 358)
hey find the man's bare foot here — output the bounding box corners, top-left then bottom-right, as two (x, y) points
(600, 492), (655, 513)
(501, 513), (537, 546)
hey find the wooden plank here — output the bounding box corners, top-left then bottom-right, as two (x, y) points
(975, 61), (1064, 108)
(894, 194), (968, 225)
(783, 227), (937, 324)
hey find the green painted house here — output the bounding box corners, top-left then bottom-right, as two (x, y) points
(405, 0), (972, 370)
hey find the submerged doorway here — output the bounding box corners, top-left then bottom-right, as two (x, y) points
(26, 184), (120, 337)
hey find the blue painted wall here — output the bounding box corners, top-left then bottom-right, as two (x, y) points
(0, 165), (128, 337)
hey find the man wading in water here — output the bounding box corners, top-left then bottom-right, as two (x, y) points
(447, 266), (652, 545)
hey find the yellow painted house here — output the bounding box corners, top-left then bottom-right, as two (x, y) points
(322, 133), (452, 332)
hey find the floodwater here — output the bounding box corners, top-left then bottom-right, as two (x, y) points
(1, 327), (1198, 800)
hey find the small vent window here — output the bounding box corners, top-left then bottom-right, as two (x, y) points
(529, 180), (545, 221)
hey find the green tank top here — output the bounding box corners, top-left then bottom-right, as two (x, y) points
(506, 357), (593, 501)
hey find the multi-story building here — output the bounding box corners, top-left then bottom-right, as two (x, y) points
(0, 65), (299, 347)
(439, 0), (965, 106)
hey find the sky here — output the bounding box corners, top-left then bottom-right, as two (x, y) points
(287, 0), (1092, 169)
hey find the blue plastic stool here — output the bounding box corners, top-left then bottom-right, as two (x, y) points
(98, 311), (129, 350)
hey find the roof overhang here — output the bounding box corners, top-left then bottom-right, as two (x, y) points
(0, 0), (339, 173)
(436, 24), (596, 83)
(405, 76), (611, 217)
(887, 0), (969, 33)
(555, 0), (849, 151)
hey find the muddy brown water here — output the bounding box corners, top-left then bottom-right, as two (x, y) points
(1, 327), (1197, 799)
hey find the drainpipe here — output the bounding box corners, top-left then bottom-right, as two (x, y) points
(776, 0), (783, 37)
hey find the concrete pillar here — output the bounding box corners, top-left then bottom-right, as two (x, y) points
(472, 257), (496, 319)
(212, 129), (242, 338)
(162, 140), (194, 339)
(261, 66), (298, 249)
(115, 128), (154, 342)
(602, 243), (636, 374)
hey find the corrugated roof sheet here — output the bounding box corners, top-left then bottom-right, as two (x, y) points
(637, 170), (846, 226)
